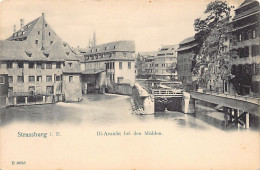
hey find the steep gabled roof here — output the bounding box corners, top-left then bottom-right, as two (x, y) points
(0, 40), (64, 61)
(7, 17), (40, 41)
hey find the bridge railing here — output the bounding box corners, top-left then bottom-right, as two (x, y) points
(194, 90), (260, 105)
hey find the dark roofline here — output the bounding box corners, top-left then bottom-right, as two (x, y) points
(235, 0), (258, 11)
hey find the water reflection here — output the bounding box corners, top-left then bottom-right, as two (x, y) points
(1, 94), (218, 130)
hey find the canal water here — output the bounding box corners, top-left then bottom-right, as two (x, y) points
(0, 94), (259, 169)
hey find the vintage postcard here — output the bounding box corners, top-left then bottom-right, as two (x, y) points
(0, 0), (259, 169)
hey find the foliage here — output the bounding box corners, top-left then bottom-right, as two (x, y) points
(192, 0), (237, 90)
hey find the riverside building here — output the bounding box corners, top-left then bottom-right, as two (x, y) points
(80, 40), (135, 94)
(0, 13), (82, 106)
(231, 0), (260, 97)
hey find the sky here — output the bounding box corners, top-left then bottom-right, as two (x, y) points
(0, 0), (244, 52)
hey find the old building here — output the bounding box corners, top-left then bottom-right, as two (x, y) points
(177, 36), (199, 85)
(135, 51), (157, 79)
(80, 40), (135, 94)
(0, 13), (82, 105)
(154, 45), (178, 80)
(231, 0), (260, 97)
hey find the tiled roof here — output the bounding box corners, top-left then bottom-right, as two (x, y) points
(0, 40), (64, 61)
(7, 17), (40, 41)
(236, 0), (256, 10)
(84, 55), (135, 63)
(233, 6), (260, 21)
(85, 40), (135, 55)
(138, 51), (158, 57)
(179, 36), (195, 45)
(63, 61), (82, 73)
(76, 55), (85, 62)
(177, 44), (198, 52)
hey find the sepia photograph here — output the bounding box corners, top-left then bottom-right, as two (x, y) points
(0, 0), (259, 169)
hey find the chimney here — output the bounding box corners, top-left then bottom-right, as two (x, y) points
(42, 13), (45, 20)
(13, 25), (16, 33)
(20, 19), (24, 31)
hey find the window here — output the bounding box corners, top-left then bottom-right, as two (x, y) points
(17, 76), (24, 83)
(8, 87), (13, 92)
(35, 40), (38, 44)
(46, 75), (52, 82)
(117, 77), (123, 83)
(128, 62), (131, 69)
(46, 63), (52, 69)
(56, 63), (61, 68)
(44, 53), (49, 58)
(111, 62), (114, 69)
(50, 41), (53, 44)
(7, 62), (12, 68)
(252, 45), (260, 57)
(28, 86), (35, 92)
(29, 76), (35, 82)
(123, 53), (127, 57)
(56, 75), (61, 81)
(253, 30), (256, 39)
(45, 24), (48, 27)
(119, 62), (122, 69)
(8, 76), (13, 83)
(238, 34), (242, 42)
(0, 76), (4, 84)
(37, 76), (42, 82)
(46, 86), (54, 94)
(29, 62), (34, 68)
(38, 31), (40, 35)
(36, 63), (44, 69)
(18, 62), (24, 68)
(49, 32), (51, 36)
(69, 76), (73, 82)
(68, 63), (72, 67)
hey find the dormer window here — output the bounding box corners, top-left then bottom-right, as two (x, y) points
(105, 47), (107, 50)
(68, 63), (72, 67)
(63, 44), (67, 47)
(50, 41), (53, 44)
(35, 40), (38, 44)
(45, 24), (48, 27)
(25, 51), (32, 57)
(113, 46), (116, 49)
(49, 32), (51, 36)
(91, 50), (93, 53)
(66, 52), (70, 56)
(43, 53), (49, 58)
(38, 31), (40, 35)
(96, 49), (98, 52)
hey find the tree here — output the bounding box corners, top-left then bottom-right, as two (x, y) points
(192, 1), (237, 91)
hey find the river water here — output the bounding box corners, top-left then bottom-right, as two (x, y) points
(0, 94), (259, 169)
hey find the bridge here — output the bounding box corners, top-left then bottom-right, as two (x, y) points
(188, 91), (259, 129)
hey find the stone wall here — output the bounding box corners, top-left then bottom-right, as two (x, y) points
(63, 74), (82, 102)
